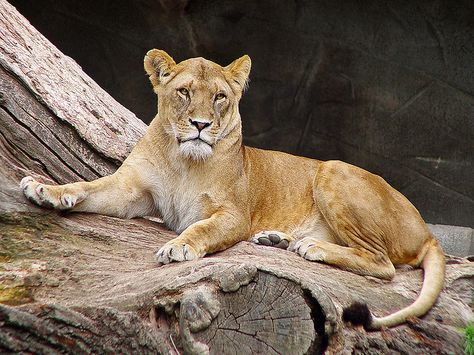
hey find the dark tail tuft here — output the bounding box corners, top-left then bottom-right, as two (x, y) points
(342, 302), (372, 328)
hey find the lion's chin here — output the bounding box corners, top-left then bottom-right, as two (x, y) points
(178, 139), (213, 161)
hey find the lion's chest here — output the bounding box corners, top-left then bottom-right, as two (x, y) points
(150, 175), (207, 233)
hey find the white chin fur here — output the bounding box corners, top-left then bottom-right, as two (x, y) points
(179, 140), (213, 161)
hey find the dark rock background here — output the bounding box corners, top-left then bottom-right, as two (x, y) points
(9, 0), (474, 227)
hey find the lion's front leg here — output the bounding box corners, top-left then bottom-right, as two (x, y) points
(21, 176), (89, 210)
(20, 164), (154, 218)
(156, 210), (248, 265)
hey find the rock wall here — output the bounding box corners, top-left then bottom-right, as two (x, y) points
(9, 0), (474, 227)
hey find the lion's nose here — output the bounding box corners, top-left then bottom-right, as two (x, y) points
(190, 119), (212, 132)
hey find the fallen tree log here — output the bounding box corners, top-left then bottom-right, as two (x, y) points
(0, 1), (473, 354)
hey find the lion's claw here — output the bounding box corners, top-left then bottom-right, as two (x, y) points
(155, 240), (199, 265)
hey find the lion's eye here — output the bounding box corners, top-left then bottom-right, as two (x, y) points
(215, 93), (226, 101)
(178, 88), (189, 96)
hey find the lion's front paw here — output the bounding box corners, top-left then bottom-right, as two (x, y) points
(292, 237), (327, 261)
(251, 230), (293, 249)
(155, 239), (200, 265)
(20, 176), (77, 210)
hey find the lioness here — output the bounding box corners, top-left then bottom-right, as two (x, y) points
(21, 49), (445, 330)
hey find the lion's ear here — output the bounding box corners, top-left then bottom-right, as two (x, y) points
(144, 49), (176, 86)
(225, 55), (251, 91)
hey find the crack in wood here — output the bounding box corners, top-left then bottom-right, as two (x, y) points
(190, 272), (317, 354)
(18, 104), (106, 179)
(0, 64), (117, 179)
(0, 123), (54, 181)
(0, 106), (85, 182)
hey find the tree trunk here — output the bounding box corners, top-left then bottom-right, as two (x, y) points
(0, 1), (472, 354)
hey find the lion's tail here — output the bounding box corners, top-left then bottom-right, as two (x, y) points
(343, 238), (445, 330)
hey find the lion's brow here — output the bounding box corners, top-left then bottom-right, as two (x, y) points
(197, 63), (208, 81)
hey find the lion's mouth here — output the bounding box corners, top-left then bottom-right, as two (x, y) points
(178, 136), (214, 161)
(179, 136), (212, 146)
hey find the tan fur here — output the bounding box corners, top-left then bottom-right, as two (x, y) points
(21, 50), (445, 329)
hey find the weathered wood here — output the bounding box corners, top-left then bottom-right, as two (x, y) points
(0, 1), (473, 354)
(1, 211), (472, 354)
(0, 304), (168, 354)
(0, 1), (145, 164)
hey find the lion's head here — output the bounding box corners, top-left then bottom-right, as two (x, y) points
(144, 49), (251, 161)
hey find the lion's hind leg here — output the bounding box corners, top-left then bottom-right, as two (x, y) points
(251, 231), (295, 249)
(305, 160), (413, 280)
(291, 237), (395, 280)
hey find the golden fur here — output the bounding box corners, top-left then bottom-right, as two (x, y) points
(21, 50), (445, 329)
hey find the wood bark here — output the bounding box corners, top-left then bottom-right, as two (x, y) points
(0, 1), (472, 354)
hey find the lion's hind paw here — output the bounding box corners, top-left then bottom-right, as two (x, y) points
(251, 231), (293, 249)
